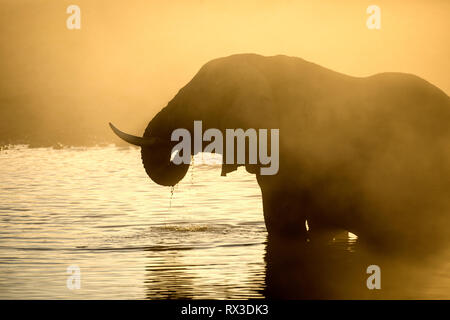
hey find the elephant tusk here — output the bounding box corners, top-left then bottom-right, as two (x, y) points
(109, 123), (164, 147)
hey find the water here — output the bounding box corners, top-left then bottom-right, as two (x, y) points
(0, 146), (449, 299)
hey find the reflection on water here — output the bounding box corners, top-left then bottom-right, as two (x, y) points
(265, 236), (450, 299)
(0, 146), (449, 299)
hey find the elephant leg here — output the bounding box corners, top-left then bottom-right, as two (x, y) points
(257, 177), (308, 240)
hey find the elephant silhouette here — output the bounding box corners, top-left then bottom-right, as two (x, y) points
(111, 54), (450, 254)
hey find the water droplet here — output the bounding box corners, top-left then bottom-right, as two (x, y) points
(169, 185), (175, 209)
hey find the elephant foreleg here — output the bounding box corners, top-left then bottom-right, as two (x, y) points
(258, 180), (308, 240)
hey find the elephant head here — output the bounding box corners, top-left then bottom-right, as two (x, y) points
(111, 54), (281, 187)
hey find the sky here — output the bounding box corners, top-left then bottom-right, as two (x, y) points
(0, 0), (448, 145)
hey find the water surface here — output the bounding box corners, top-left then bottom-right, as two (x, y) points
(0, 146), (448, 299)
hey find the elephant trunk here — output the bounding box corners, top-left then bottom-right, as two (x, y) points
(109, 120), (190, 187)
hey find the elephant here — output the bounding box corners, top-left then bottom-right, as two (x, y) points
(110, 54), (450, 253)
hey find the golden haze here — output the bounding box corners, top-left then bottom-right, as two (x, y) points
(0, 0), (448, 145)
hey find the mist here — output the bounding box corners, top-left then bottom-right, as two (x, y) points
(0, 0), (448, 146)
